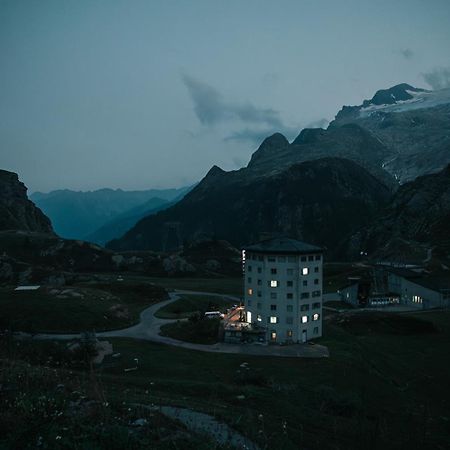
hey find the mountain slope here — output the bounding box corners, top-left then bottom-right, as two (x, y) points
(108, 158), (391, 258)
(347, 164), (450, 263)
(0, 170), (53, 233)
(31, 186), (192, 240)
(330, 85), (450, 183)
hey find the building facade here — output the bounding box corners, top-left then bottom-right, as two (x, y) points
(243, 237), (323, 344)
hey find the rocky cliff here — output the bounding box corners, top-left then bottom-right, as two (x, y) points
(0, 169), (53, 233)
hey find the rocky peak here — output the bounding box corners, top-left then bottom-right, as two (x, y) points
(362, 83), (426, 107)
(247, 133), (289, 168)
(292, 128), (326, 146)
(0, 169), (54, 233)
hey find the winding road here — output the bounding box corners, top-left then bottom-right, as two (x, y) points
(33, 290), (329, 358)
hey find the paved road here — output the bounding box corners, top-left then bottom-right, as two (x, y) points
(32, 290), (329, 358)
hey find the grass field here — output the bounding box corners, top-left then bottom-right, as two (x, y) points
(146, 277), (243, 296)
(155, 294), (236, 319)
(0, 281), (167, 333)
(99, 309), (450, 450)
(160, 318), (222, 344)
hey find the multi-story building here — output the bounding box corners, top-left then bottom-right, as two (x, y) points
(242, 237), (324, 343)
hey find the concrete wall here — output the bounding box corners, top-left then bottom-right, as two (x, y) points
(243, 251), (323, 343)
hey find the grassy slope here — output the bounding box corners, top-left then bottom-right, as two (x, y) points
(155, 294), (235, 319)
(100, 310), (450, 450)
(0, 281), (166, 333)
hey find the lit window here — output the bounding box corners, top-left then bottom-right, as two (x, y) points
(257, 314), (262, 322)
(270, 316), (277, 324)
(270, 280), (278, 287)
(246, 311), (252, 323)
(302, 268), (309, 275)
(301, 315), (308, 323)
(248, 288), (253, 296)
(287, 330), (293, 338)
(412, 295), (423, 304)
(313, 313), (320, 321)
(270, 331), (277, 341)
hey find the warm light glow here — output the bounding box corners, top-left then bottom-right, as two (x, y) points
(248, 288), (253, 295)
(270, 280), (278, 287)
(271, 331), (277, 341)
(246, 311), (252, 323)
(257, 314), (262, 322)
(302, 315), (308, 323)
(412, 295), (423, 304)
(270, 316), (277, 323)
(302, 268), (309, 275)
(313, 313), (320, 321)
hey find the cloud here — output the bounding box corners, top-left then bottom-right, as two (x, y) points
(399, 48), (414, 60)
(305, 118), (329, 129)
(182, 74), (284, 128)
(224, 126), (298, 145)
(422, 67), (450, 90)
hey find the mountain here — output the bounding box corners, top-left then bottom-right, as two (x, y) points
(108, 158), (391, 258)
(346, 164), (450, 264)
(0, 169), (53, 233)
(330, 84), (450, 183)
(30, 186), (192, 240)
(86, 197), (173, 246)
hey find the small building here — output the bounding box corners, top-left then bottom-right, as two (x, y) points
(242, 237), (324, 344)
(386, 267), (450, 309)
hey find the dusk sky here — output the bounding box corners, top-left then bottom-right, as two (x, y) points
(1, 0), (450, 193)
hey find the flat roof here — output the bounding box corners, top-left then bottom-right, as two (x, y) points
(244, 237), (324, 255)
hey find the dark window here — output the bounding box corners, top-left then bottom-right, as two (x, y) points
(308, 255), (314, 261)
(257, 291), (262, 297)
(301, 292), (310, 299)
(287, 293), (293, 299)
(313, 302), (321, 309)
(314, 279), (319, 285)
(287, 280), (293, 287)
(268, 256), (276, 262)
(247, 265), (252, 272)
(314, 266), (319, 273)
(303, 280), (308, 287)
(270, 292), (277, 299)
(271, 268), (277, 274)
(247, 277), (252, 283)
(257, 279), (262, 285)
(301, 304), (310, 311)
(315, 255), (321, 261)
(287, 305), (293, 312)
(301, 256), (307, 262)
(257, 267), (262, 273)
(270, 304), (277, 311)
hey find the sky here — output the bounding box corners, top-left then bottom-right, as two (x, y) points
(1, 0), (450, 193)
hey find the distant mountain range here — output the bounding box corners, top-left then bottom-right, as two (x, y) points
(30, 186), (193, 242)
(108, 83), (450, 262)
